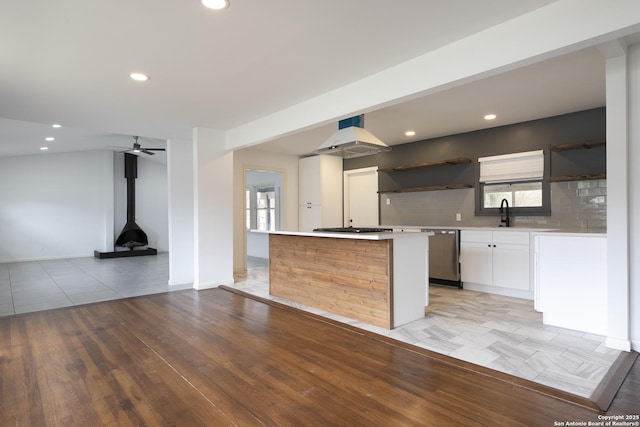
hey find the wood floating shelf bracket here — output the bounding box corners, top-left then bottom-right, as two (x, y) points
(549, 173), (606, 183)
(379, 183), (473, 194)
(551, 139), (606, 152)
(377, 157), (472, 173)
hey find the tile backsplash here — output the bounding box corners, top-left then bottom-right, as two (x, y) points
(380, 179), (606, 231)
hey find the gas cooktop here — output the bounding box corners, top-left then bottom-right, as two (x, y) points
(313, 227), (393, 233)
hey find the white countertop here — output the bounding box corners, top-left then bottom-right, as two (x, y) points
(254, 226), (605, 239)
(531, 230), (606, 237)
(255, 229), (434, 240)
(386, 225), (605, 235)
(387, 225), (554, 232)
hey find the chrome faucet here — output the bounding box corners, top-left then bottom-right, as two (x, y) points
(499, 198), (510, 227)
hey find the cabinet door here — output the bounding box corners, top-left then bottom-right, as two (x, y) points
(460, 241), (492, 286)
(492, 243), (530, 290)
(298, 156), (322, 205)
(461, 230), (492, 244)
(299, 205), (322, 232)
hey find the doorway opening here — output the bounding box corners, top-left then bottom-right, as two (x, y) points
(245, 169), (283, 268)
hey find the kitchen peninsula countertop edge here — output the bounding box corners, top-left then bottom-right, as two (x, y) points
(253, 230), (434, 240)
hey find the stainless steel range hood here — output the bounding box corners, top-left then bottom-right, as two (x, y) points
(314, 115), (390, 158)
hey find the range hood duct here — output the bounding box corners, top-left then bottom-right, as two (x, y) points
(314, 115), (390, 158)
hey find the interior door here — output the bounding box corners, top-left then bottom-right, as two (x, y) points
(344, 168), (378, 227)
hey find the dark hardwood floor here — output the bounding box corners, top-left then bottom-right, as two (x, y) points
(1, 288), (638, 426)
(608, 357), (640, 414)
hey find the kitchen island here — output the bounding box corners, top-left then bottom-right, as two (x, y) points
(266, 230), (431, 329)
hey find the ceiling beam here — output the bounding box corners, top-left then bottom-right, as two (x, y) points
(224, 0), (640, 151)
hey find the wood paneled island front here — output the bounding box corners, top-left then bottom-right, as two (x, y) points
(267, 230), (430, 329)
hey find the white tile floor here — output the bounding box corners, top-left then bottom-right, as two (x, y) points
(231, 259), (621, 398)
(0, 254), (621, 399)
(0, 253), (191, 316)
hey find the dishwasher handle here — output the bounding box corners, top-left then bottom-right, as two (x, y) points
(422, 229), (457, 235)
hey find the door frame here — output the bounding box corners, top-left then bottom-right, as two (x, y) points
(241, 166), (287, 274)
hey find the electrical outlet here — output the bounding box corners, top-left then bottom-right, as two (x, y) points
(386, 198), (390, 205)
(456, 213), (462, 221)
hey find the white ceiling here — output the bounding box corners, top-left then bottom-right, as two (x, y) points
(258, 48), (606, 156)
(0, 1), (635, 159)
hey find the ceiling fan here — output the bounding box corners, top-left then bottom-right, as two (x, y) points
(109, 136), (166, 155)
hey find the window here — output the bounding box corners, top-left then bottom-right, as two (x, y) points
(246, 189), (251, 229)
(477, 150), (549, 216)
(246, 185), (279, 231)
(255, 186), (276, 231)
(483, 181), (543, 208)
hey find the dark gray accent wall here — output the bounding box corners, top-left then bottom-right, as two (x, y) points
(343, 107), (606, 230)
(344, 108), (606, 191)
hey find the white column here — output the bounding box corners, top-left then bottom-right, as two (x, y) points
(167, 138), (195, 286)
(193, 127), (235, 289)
(603, 40), (631, 351)
(628, 42), (640, 351)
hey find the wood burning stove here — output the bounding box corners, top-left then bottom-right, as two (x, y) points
(94, 153), (157, 259)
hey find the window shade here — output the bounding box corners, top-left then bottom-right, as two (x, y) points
(478, 150), (544, 183)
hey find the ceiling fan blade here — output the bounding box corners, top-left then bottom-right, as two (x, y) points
(141, 149), (155, 155)
(143, 148), (165, 151)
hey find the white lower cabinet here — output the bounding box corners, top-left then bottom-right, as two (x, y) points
(492, 243), (530, 290)
(459, 241), (492, 285)
(534, 234), (606, 335)
(460, 230), (531, 298)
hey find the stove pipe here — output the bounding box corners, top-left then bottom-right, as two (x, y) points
(115, 153), (149, 249)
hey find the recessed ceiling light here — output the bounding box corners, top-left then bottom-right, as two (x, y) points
(40, 146), (48, 151)
(45, 137), (55, 141)
(405, 130), (416, 137)
(202, 0), (229, 9)
(484, 114), (497, 120)
(52, 124), (61, 128)
(130, 72), (150, 82)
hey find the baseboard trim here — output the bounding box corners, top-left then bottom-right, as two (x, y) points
(606, 336), (632, 351)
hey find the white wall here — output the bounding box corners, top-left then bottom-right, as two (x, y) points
(193, 127), (234, 289)
(137, 157), (168, 250)
(0, 150), (170, 263)
(233, 148), (299, 273)
(629, 42), (640, 350)
(246, 232), (268, 258)
(0, 150), (114, 261)
(167, 138), (194, 286)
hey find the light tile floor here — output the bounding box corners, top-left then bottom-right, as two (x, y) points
(231, 259), (621, 398)
(1, 254), (621, 398)
(0, 253), (191, 317)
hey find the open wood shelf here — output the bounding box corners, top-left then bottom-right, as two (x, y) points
(378, 183), (473, 194)
(551, 139), (606, 152)
(550, 173), (606, 182)
(377, 157), (472, 173)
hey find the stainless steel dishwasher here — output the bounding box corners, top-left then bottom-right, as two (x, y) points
(422, 229), (461, 288)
